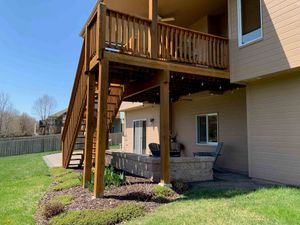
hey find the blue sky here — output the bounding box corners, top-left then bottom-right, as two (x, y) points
(0, 0), (96, 118)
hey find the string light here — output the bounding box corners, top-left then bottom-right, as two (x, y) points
(201, 82), (204, 86)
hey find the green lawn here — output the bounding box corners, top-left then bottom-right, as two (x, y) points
(128, 187), (300, 225)
(0, 153), (52, 225)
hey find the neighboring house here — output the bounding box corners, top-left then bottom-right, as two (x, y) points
(62, 0), (300, 197)
(37, 109), (67, 135)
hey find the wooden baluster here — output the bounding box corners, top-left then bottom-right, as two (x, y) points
(121, 15), (125, 51)
(179, 30), (183, 62)
(216, 39), (220, 68)
(145, 21), (149, 56)
(213, 38), (217, 68)
(203, 36), (207, 66)
(225, 41), (229, 69)
(165, 26), (169, 59)
(189, 32), (192, 63)
(208, 36), (211, 67)
(184, 31), (187, 62)
(170, 28), (174, 60)
(133, 17), (136, 54)
(127, 16), (130, 51)
(175, 29), (178, 60)
(157, 24), (160, 57)
(116, 13), (119, 48)
(197, 35), (201, 64)
(161, 25), (165, 59)
(221, 40), (224, 68)
(108, 11), (112, 47)
(139, 20), (142, 54)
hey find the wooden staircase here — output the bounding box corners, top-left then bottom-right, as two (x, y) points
(61, 44), (124, 168)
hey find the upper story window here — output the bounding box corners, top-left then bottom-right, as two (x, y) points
(196, 113), (218, 145)
(237, 0), (263, 47)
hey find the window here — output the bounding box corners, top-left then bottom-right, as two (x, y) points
(196, 113), (218, 145)
(237, 0), (263, 46)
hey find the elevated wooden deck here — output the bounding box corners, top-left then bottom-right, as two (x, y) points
(84, 3), (229, 79)
(62, 1), (234, 199)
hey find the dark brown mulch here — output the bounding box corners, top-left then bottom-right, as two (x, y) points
(35, 175), (178, 225)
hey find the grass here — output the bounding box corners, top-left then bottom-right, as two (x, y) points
(127, 186), (300, 225)
(0, 153), (52, 225)
(50, 194), (75, 206)
(49, 203), (145, 225)
(50, 167), (81, 191)
(109, 144), (121, 150)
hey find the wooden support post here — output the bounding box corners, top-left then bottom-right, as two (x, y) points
(159, 70), (170, 185)
(94, 59), (109, 198)
(97, 3), (107, 60)
(149, 0), (158, 59)
(82, 72), (96, 188)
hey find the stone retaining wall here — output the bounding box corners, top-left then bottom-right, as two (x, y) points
(105, 151), (214, 182)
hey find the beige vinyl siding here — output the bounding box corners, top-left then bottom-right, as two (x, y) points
(172, 89), (248, 174)
(122, 105), (160, 154)
(228, 0), (300, 82)
(247, 72), (300, 185)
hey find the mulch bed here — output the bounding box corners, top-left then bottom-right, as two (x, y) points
(35, 175), (178, 225)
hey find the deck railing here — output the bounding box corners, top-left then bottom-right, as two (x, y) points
(84, 3), (229, 70)
(157, 23), (228, 69)
(61, 43), (87, 168)
(106, 9), (151, 57)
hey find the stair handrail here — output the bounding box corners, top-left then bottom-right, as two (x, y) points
(62, 42), (87, 167)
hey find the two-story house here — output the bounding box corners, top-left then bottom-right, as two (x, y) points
(62, 0), (300, 197)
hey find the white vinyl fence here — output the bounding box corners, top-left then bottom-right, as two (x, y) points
(0, 134), (61, 157)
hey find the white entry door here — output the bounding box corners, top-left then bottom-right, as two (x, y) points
(133, 120), (146, 154)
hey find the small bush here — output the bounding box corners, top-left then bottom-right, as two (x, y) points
(153, 185), (175, 198)
(50, 194), (75, 206)
(171, 180), (189, 194)
(43, 202), (65, 219)
(49, 203), (145, 225)
(88, 167), (126, 192)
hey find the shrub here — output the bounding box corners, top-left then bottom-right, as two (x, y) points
(171, 180), (189, 194)
(152, 185), (176, 203)
(49, 203), (145, 225)
(88, 167), (126, 192)
(104, 166), (126, 187)
(43, 202), (65, 219)
(153, 185), (175, 198)
(50, 194), (75, 206)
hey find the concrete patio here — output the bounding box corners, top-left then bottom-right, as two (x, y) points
(43, 153), (62, 168)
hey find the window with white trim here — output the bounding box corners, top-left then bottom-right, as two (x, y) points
(237, 0), (263, 46)
(196, 113), (218, 145)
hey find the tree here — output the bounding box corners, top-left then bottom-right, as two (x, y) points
(32, 95), (57, 135)
(19, 113), (36, 136)
(32, 95), (57, 121)
(0, 92), (13, 136)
